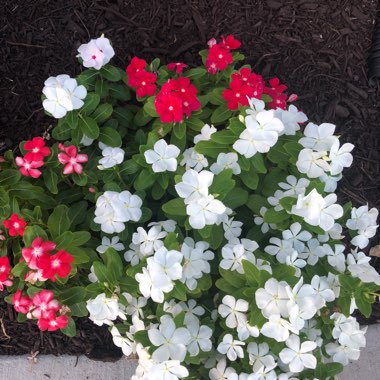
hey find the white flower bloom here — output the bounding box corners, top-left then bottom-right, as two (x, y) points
(247, 342), (274, 370)
(123, 293), (147, 319)
(275, 105), (308, 135)
(186, 319), (213, 356)
(254, 207), (277, 233)
(278, 175), (310, 197)
(267, 190), (285, 212)
(86, 293), (126, 326)
(150, 360), (189, 380)
(112, 190), (143, 222)
(124, 243), (144, 266)
(309, 275), (336, 305)
(279, 334), (317, 373)
(233, 110), (284, 158)
(111, 326), (136, 356)
(175, 169), (214, 204)
(93, 211), (125, 234)
(319, 172), (342, 192)
(348, 263), (380, 285)
(209, 358), (237, 380)
(298, 238), (325, 266)
(147, 247), (183, 282)
(291, 189), (343, 231)
(298, 122), (337, 151)
(222, 217), (243, 241)
(246, 97), (266, 117)
(132, 225), (167, 255)
(148, 219), (177, 233)
(88, 265), (98, 283)
(218, 295), (249, 329)
(96, 236), (125, 254)
(329, 140), (354, 175)
(261, 314), (298, 342)
(98, 147), (125, 169)
(264, 238), (294, 264)
(180, 148), (208, 172)
(194, 123), (217, 144)
(148, 316), (191, 362)
(210, 152), (241, 175)
(144, 139), (180, 173)
(77, 36), (115, 70)
(217, 334), (245, 361)
(282, 222), (312, 253)
(237, 318), (260, 341)
(296, 148), (330, 178)
(324, 244), (346, 272)
(179, 299), (206, 325)
(325, 340), (361, 365)
(80, 134), (94, 146)
(187, 195), (226, 229)
(285, 251), (306, 277)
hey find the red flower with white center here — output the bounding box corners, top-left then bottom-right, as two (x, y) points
(154, 92), (183, 123)
(29, 289), (60, 319)
(23, 137), (51, 162)
(0, 256), (12, 290)
(38, 249), (74, 282)
(22, 237), (56, 270)
(58, 145), (88, 175)
(37, 311), (68, 331)
(264, 77), (288, 110)
(15, 157), (44, 178)
(167, 62), (188, 74)
(221, 35), (241, 50)
(3, 214), (27, 237)
(223, 78), (255, 110)
(128, 70), (157, 98)
(206, 44), (233, 74)
(12, 290), (32, 314)
(126, 57), (147, 77)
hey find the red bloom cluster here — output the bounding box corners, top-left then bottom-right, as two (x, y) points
(205, 35), (241, 74)
(0, 256), (12, 290)
(22, 237), (74, 282)
(2, 214), (27, 237)
(264, 78), (288, 110)
(155, 77), (201, 123)
(58, 144), (88, 175)
(126, 57), (157, 98)
(223, 68), (265, 110)
(12, 289), (68, 331)
(15, 137), (51, 179)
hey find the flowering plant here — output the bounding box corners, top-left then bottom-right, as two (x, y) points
(0, 34), (379, 379)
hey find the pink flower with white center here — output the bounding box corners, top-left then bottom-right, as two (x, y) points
(29, 289), (60, 319)
(37, 310), (68, 331)
(21, 237), (56, 270)
(12, 290), (32, 314)
(15, 157), (44, 178)
(58, 144), (88, 175)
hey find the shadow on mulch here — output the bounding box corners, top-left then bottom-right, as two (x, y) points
(0, 0), (379, 355)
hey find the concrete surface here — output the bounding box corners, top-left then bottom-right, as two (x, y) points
(0, 324), (378, 380)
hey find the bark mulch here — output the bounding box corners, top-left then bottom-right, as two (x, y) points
(0, 0), (379, 356)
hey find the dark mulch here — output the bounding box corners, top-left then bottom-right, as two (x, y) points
(0, 0), (379, 355)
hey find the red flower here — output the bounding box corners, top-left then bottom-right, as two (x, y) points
(37, 312), (68, 331)
(30, 289), (60, 319)
(221, 35), (241, 50)
(22, 237), (56, 270)
(126, 57), (147, 77)
(58, 145), (88, 175)
(231, 68), (265, 100)
(0, 256), (12, 290)
(15, 157), (44, 178)
(23, 137), (51, 161)
(39, 249), (74, 282)
(264, 77), (288, 110)
(3, 214), (27, 237)
(155, 93), (183, 123)
(167, 62), (188, 74)
(223, 78), (255, 110)
(12, 290), (32, 314)
(206, 44), (233, 74)
(128, 70), (157, 98)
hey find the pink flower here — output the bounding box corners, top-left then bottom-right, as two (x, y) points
(15, 157), (44, 178)
(3, 214), (27, 237)
(23, 137), (51, 161)
(37, 311), (68, 331)
(12, 290), (32, 314)
(58, 145), (88, 175)
(167, 62), (188, 74)
(22, 237), (56, 270)
(24, 269), (48, 284)
(38, 249), (74, 282)
(29, 289), (60, 319)
(0, 256), (12, 290)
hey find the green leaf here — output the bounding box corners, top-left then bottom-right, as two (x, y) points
(99, 127), (122, 147)
(68, 201), (88, 227)
(70, 302), (88, 317)
(143, 97), (159, 117)
(109, 83), (131, 101)
(55, 231), (74, 250)
(283, 142), (303, 158)
(242, 260), (261, 286)
(71, 231), (91, 246)
(210, 169), (235, 199)
(134, 108), (152, 127)
(208, 224), (224, 249)
(66, 110), (79, 129)
(95, 79), (109, 97)
(47, 205), (71, 238)
(0, 169), (21, 186)
(183, 67), (207, 79)
(59, 287), (87, 305)
(80, 93), (100, 116)
(228, 117), (245, 135)
(52, 122), (71, 140)
(61, 317), (77, 337)
(173, 122), (186, 140)
(23, 225), (48, 246)
(211, 104), (232, 124)
(195, 140), (230, 158)
(240, 167), (259, 190)
(43, 169), (59, 194)
(134, 330), (151, 346)
(263, 208), (290, 224)
(219, 268), (246, 288)
(77, 69), (98, 86)
(72, 172), (88, 186)
(162, 198), (187, 216)
(114, 107), (134, 127)
(93, 261), (111, 283)
(92, 103), (113, 124)
(78, 116), (99, 139)
(250, 153), (267, 174)
(355, 294), (372, 318)
(223, 187), (249, 209)
(69, 246), (90, 264)
(134, 169), (156, 191)
(100, 64), (121, 81)
(211, 130), (237, 144)
(170, 281), (188, 301)
(208, 87), (225, 106)
(246, 194), (267, 214)
(102, 248), (123, 281)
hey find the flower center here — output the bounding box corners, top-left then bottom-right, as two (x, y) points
(92, 55), (96, 60)
(168, 106), (174, 111)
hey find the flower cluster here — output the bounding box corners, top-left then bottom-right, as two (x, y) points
(126, 57), (157, 98)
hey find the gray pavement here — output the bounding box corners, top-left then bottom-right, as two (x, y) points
(0, 324), (379, 380)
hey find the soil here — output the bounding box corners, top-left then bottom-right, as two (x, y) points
(0, 0), (379, 356)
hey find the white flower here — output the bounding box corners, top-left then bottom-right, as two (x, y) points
(123, 293), (147, 319)
(148, 219), (177, 233)
(179, 299), (206, 325)
(325, 339), (360, 365)
(348, 263), (380, 285)
(217, 334), (245, 361)
(319, 172), (342, 192)
(209, 358), (237, 380)
(175, 169), (214, 204)
(291, 189), (343, 231)
(247, 342), (275, 371)
(187, 195), (226, 229)
(186, 319), (213, 356)
(278, 175), (310, 197)
(132, 225), (167, 255)
(296, 148), (330, 178)
(86, 293), (125, 326)
(282, 222), (312, 253)
(222, 217), (243, 241)
(210, 153), (241, 175)
(144, 139), (180, 173)
(180, 148), (208, 172)
(233, 110), (284, 158)
(246, 97), (266, 117)
(98, 147), (125, 169)
(324, 244), (346, 272)
(194, 123), (217, 144)
(112, 190), (143, 222)
(150, 360), (189, 380)
(88, 265), (98, 283)
(111, 326), (136, 356)
(298, 239), (325, 266)
(124, 243), (144, 266)
(279, 334), (317, 372)
(96, 236), (125, 254)
(147, 247), (183, 282)
(264, 238), (294, 264)
(329, 140), (354, 175)
(148, 316), (191, 362)
(77, 36), (115, 70)
(93, 211), (125, 234)
(220, 241), (259, 274)
(237, 319), (260, 341)
(285, 251), (306, 277)
(298, 122), (337, 151)
(260, 314), (298, 342)
(218, 295), (249, 329)
(275, 105), (308, 135)
(254, 207), (277, 233)
(80, 134), (94, 146)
